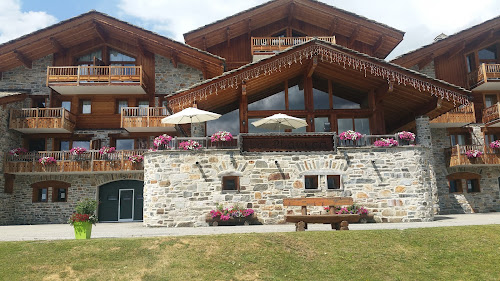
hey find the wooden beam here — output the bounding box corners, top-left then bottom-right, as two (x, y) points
(239, 82), (248, 133)
(13, 50), (32, 69)
(49, 37), (66, 54)
(417, 53), (434, 69)
(202, 36), (207, 51)
(226, 27), (230, 48)
(328, 18), (338, 36)
(171, 50), (178, 68)
(288, 3), (295, 25)
(247, 19), (252, 39)
(375, 81), (393, 104)
(348, 26), (360, 46)
(136, 38), (147, 57)
(446, 41), (465, 58)
(464, 29), (494, 53)
(307, 55), (318, 78)
(372, 35), (384, 55)
(93, 21), (107, 43)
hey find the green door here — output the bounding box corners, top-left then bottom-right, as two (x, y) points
(98, 180), (144, 222)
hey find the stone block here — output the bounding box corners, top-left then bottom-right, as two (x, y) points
(268, 172), (290, 181)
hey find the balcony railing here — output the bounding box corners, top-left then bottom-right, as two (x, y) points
(430, 103), (476, 127)
(46, 65), (148, 95)
(251, 36), (336, 54)
(482, 102), (500, 125)
(467, 63), (500, 89)
(121, 107), (175, 132)
(9, 107), (76, 133)
(445, 145), (500, 167)
(4, 149), (147, 174)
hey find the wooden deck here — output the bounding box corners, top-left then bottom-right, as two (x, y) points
(47, 65), (148, 95)
(467, 63), (500, 90)
(9, 108), (76, 133)
(4, 150), (146, 174)
(121, 107), (175, 132)
(445, 145), (500, 167)
(483, 102), (500, 125)
(251, 36), (335, 54)
(430, 103), (475, 127)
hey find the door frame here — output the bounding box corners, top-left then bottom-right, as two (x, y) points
(118, 189), (135, 222)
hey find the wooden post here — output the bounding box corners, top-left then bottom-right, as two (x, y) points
(239, 82), (248, 133)
(482, 63), (487, 83)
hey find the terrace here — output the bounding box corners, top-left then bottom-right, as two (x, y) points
(430, 103), (476, 128)
(445, 145), (500, 167)
(467, 63), (500, 91)
(121, 107), (175, 132)
(251, 36), (336, 55)
(9, 107), (76, 133)
(483, 102), (500, 126)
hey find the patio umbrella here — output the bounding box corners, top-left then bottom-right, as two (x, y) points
(161, 107), (221, 124)
(251, 113), (308, 131)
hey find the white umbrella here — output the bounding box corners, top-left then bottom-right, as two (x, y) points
(161, 107), (221, 124)
(251, 113), (308, 131)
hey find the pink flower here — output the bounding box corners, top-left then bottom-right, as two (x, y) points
(374, 138), (398, 147)
(210, 131), (233, 142)
(339, 130), (362, 141)
(397, 131), (416, 141)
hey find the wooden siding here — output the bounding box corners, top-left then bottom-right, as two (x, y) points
(434, 53), (468, 89)
(121, 107), (175, 131)
(4, 150), (146, 174)
(9, 108), (76, 133)
(430, 103), (475, 125)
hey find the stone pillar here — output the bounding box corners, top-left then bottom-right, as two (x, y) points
(471, 126), (484, 146)
(191, 122), (206, 137)
(415, 115), (432, 147)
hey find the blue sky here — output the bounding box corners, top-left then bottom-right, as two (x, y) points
(2, 0), (499, 60)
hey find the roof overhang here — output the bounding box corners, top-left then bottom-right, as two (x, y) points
(168, 40), (471, 132)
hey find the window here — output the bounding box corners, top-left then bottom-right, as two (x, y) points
(449, 179), (462, 193)
(53, 187), (68, 202)
(117, 100), (128, 114)
(77, 49), (102, 62)
(81, 100), (91, 114)
(116, 139), (134, 150)
(109, 49), (135, 62)
(288, 77), (305, 110)
(466, 179), (480, 193)
(337, 118), (370, 135)
(450, 134), (470, 146)
(485, 94), (498, 108)
(72, 141), (90, 150)
(60, 141), (70, 151)
(61, 101), (71, 112)
(312, 76), (331, 110)
(314, 117), (330, 132)
(305, 175), (319, 189)
(478, 44), (497, 61)
(28, 139), (46, 152)
(466, 53), (476, 73)
(248, 87), (285, 111)
(222, 176), (239, 191)
(31, 96), (46, 108)
(138, 100), (149, 116)
(327, 175), (341, 189)
(34, 187), (48, 202)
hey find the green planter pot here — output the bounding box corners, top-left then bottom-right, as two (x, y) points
(73, 221), (93, 239)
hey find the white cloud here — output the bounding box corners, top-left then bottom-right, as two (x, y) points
(0, 0), (57, 44)
(117, 0), (499, 60)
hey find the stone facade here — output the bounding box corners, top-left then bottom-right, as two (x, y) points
(5, 173), (143, 224)
(0, 55), (53, 95)
(154, 55), (204, 96)
(410, 61), (436, 79)
(143, 146), (436, 227)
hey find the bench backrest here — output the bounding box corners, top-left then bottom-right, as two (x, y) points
(283, 197), (353, 207)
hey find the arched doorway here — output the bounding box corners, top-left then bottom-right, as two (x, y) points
(98, 180), (143, 222)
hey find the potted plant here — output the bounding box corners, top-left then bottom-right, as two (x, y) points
(373, 138), (398, 147)
(324, 204), (374, 223)
(179, 140), (202, 151)
(153, 134), (172, 150)
(397, 131), (416, 145)
(207, 204), (258, 226)
(489, 140), (500, 152)
(38, 156), (57, 166)
(99, 146), (116, 160)
(210, 131), (233, 148)
(69, 199), (98, 239)
(69, 147), (87, 161)
(339, 130), (362, 146)
(128, 154), (144, 165)
(8, 147), (28, 157)
(465, 149), (483, 160)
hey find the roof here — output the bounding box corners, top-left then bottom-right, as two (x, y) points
(391, 15), (500, 66)
(0, 10), (225, 76)
(183, 0), (405, 59)
(0, 92), (28, 105)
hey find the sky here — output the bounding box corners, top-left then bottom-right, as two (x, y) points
(0, 0), (499, 60)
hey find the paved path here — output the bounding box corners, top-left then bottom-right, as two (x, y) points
(1, 213), (499, 241)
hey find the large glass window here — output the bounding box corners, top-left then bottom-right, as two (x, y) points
(72, 141), (90, 150)
(337, 118), (353, 133)
(450, 134), (469, 146)
(248, 89), (285, 111)
(312, 76), (330, 110)
(117, 100), (128, 114)
(485, 94), (498, 108)
(77, 49), (102, 63)
(333, 95), (361, 109)
(207, 109), (239, 136)
(478, 45), (497, 61)
(60, 141), (70, 151)
(109, 49), (135, 62)
(288, 77), (305, 110)
(337, 118), (370, 134)
(314, 117), (330, 132)
(61, 101), (71, 112)
(466, 53), (476, 73)
(116, 139), (134, 150)
(29, 139), (45, 152)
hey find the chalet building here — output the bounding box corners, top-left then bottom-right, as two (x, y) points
(0, 0), (498, 226)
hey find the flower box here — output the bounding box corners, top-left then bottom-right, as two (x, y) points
(206, 213), (259, 226)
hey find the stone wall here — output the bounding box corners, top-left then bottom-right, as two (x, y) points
(143, 146), (436, 227)
(154, 55), (204, 96)
(9, 173), (143, 224)
(410, 61), (435, 79)
(431, 127), (500, 214)
(0, 55), (53, 95)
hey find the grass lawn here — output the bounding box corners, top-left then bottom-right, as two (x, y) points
(0, 225), (499, 281)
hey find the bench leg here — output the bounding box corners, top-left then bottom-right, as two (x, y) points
(295, 221), (306, 231)
(334, 223), (341, 230)
(340, 220), (349, 230)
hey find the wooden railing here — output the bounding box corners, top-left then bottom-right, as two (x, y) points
(467, 63), (500, 88)
(4, 149), (147, 174)
(9, 107), (76, 132)
(121, 107), (173, 129)
(445, 144), (500, 167)
(251, 36), (336, 54)
(47, 65), (148, 89)
(482, 102), (500, 124)
(430, 103), (476, 124)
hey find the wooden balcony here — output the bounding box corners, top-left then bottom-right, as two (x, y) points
(430, 103), (476, 128)
(445, 145), (500, 167)
(467, 63), (500, 91)
(9, 108), (75, 133)
(47, 65), (148, 95)
(482, 102), (500, 126)
(4, 150), (146, 175)
(251, 36), (336, 55)
(121, 107), (176, 132)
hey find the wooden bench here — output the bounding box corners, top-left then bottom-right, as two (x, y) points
(283, 197), (360, 231)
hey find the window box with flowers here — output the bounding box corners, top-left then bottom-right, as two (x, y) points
(324, 204), (375, 223)
(128, 155), (144, 168)
(68, 199), (98, 239)
(206, 204), (259, 226)
(339, 130), (363, 147)
(38, 156), (57, 170)
(99, 146), (116, 160)
(465, 149), (483, 163)
(153, 134), (172, 150)
(179, 140), (202, 151)
(9, 147), (28, 157)
(397, 131), (416, 145)
(489, 140), (500, 152)
(69, 147), (87, 161)
(210, 131), (234, 148)
(373, 138), (398, 147)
